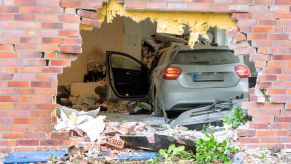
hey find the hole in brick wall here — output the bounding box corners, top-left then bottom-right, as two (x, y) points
(55, 13), (256, 125)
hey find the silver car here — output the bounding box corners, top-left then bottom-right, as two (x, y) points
(106, 46), (250, 115)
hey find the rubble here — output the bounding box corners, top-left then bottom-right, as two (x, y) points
(55, 105), (105, 142)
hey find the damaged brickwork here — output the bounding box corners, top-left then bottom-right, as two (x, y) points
(0, 0), (291, 152)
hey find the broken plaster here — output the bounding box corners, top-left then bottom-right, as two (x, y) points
(92, 0), (236, 47)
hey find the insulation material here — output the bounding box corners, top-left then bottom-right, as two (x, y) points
(55, 105), (105, 142)
(97, 0), (235, 45)
(80, 24), (94, 31)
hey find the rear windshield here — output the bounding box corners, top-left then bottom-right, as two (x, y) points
(172, 49), (240, 65)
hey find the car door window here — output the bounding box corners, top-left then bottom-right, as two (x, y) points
(107, 51), (149, 98)
(111, 55), (141, 71)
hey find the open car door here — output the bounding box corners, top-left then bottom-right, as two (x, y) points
(106, 51), (150, 101)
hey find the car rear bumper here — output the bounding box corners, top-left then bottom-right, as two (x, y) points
(160, 79), (248, 111)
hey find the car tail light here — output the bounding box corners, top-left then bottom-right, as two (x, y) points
(163, 67), (182, 80)
(235, 65), (250, 78)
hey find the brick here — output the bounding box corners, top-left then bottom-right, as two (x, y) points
(50, 132), (71, 139)
(14, 0), (37, 5)
(274, 13), (291, 19)
(0, 74), (13, 80)
(254, 0), (273, 4)
(17, 140), (39, 146)
(270, 5), (290, 12)
(42, 67), (63, 73)
(0, 13), (14, 20)
(259, 137), (280, 143)
(59, 30), (79, 37)
(125, 2), (146, 9)
(30, 95), (52, 103)
(0, 44), (14, 51)
(248, 109), (279, 116)
(60, 45), (81, 53)
(0, 140), (16, 147)
(258, 75), (277, 81)
(252, 115), (274, 123)
(234, 47), (253, 55)
(0, 6), (18, 13)
(210, 4), (229, 11)
(272, 41), (291, 47)
(42, 37), (63, 44)
(249, 123), (268, 129)
(247, 34), (267, 40)
(78, 10), (98, 19)
(278, 75), (291, 81)
(0, 104), (14, 110)
(168, 3), (188, 10)
(35, 74), (57, 81)
(81, 18), (101, 28)
(30, 111), (51, 117)
(249, 5), (268, 11)
(40, 139), (64, 146)
(259, 20), (278, 26)
(239, 137), (259, 143)
(262, 68), (281, 74)
(63, 38), (82, 44)
(232, 13), (251, 19)
(105, 138), (125, 149)
(60, 1), (102, 8)
(229, 4), (249, 11)
(15, 44), (42, 51)
(266, 89), (286, 95)
(273, 55), (291, 60)
(237, 129), (256, 137)
(257, 130), (289, 136)
(31, 81), (52, 88)
(59, 15), (80, 22)
(252, 12), (273, 19)
(15, 88), (34, 95)
(64, 8), (76, 14)
(35, 88), (57, 95)
(35, 15), (58, 22)
(51, 60), (71, 66)
(253, 27), (273, 33)
(188, 3), (210, 11)
(0, 37), (19, 44)
(37, 0), (59, 7)
(42, 23), (63, 29)
(13, 74), (35, 80)
(275, 0), (291, 5)
(237, 20), (257, 27)
(19, 37), (40, 43)
(8, 81), (29, 87)
(0, 52), (18, 58)
(268, 61), (287, 68)
(145, 2), (167, 9)
(275, 117), (291, 122)
(19, 6), (59, 14)
(270, 123), (290, 129)
(3, 133), (24, 139)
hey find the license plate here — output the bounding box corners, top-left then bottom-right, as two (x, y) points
(193, 73), (199, 81)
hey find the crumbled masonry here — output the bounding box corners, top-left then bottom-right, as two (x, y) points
(89, 0), (236, 46)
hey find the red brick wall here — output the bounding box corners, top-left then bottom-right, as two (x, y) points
(0, 0), (290, 151)
(0, 0), (104, 152)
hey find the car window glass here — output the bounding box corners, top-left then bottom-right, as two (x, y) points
(172, 50), (240, 65)
(111, 54), (141, 70)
